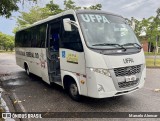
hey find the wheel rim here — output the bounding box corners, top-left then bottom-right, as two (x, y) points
(70, 84), (78, 97)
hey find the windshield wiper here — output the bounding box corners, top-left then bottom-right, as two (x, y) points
(92, 43), (126, 51)
(122, 43), (142, 49)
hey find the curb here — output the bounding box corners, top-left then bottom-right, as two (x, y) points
(0, 89), (16, 121)
(9, 93), (26, 113)
(9, 93), (31, 121)
(0, 90), (10, 113)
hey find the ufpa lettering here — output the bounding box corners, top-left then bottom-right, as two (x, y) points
(81, 14), (109, 23)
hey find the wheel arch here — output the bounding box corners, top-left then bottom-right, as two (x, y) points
(62, 71), (81, 95)
(24, 61), (29, 71)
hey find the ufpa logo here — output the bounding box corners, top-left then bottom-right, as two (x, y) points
(123, 58), (134, 64)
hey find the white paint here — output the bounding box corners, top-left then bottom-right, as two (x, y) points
(16, 48), (50, 84)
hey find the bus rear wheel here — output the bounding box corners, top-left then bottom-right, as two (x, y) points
(68, 81), (81, 101)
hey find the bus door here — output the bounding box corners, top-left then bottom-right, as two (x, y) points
(47, 20), (61, 84)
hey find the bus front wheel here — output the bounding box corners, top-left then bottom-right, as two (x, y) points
(68, 81), (81, 101)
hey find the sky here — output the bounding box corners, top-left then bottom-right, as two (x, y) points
(0, 0), (160, 35)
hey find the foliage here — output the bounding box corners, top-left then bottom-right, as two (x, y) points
(157, 8), (160, 16)
(146, 16), (160, 46)
(64, 0), (81, 10)
(13, 0), (63, 32)
(0, 0), (37, 18)
(13, 0), (102, 33)
(129, 7), (160, 48)
(0, 32), (14, 51)
(16, 6), (51, 26)
(46, 0), (63, 15)
(0, 0), (102, 18)
(85, 4), (102, 10)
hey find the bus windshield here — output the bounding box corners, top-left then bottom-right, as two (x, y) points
(77, 13), (140, 49)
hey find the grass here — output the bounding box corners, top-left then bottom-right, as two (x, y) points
(146, 58), (160, 67)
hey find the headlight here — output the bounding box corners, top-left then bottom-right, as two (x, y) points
(90, 68), (111, 77)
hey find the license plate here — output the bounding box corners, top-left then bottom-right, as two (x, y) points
(125, 75), (136, 82)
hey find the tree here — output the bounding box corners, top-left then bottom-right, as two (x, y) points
(64, 0), (81, 10)
(46, 0), (63, 15)
(14, 6), (52, 33)
(14, 0), (103, 33)
(156, 7), (160, 16)
(0, 32), (14, 51)
(87, 4), (102, 10)
(131, 8), (160, 52)
(134, 18), (142, 39)
(0, 0), (37, 18)
(64, 0), (102, 10)
(13, 0), (64, 33)
(18, 6), (51, 24)
(1, 0), (102, 18)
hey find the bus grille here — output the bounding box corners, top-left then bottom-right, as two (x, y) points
(118, 79), (139, 88)
(114, 65), (141, 77)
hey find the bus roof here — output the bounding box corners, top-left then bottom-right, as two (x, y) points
(75, 10), (122, 17)
(16, 9), (123, 33)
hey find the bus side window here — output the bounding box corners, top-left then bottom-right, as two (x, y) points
(36, 24), (47, 48)
(61, 15), (83, 52)
(31, 27), (37, 47)
(40, 24), (47, 48)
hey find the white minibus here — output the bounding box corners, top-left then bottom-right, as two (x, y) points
(15, 10), (146, 101)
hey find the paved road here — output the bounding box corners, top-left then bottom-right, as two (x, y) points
(0, 53), (160, 121)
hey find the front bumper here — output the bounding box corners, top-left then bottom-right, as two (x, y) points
(86, 65), (146, 98)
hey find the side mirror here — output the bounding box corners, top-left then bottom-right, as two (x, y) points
(63, 18), (72, 31)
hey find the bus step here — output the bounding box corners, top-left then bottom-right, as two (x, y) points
(52, 75), (61, 82)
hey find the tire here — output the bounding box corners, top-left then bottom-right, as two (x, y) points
(68, 81), (81, 101)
